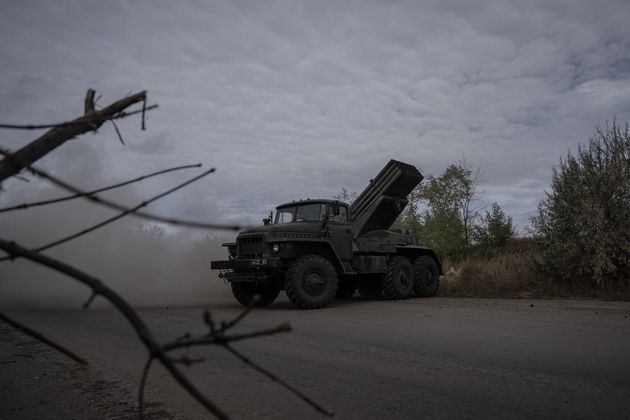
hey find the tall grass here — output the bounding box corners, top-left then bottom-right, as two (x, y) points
(439, 239), (547, 298)
(439, 238), (630, 300)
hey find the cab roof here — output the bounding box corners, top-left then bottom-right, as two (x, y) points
(276, 198), (349, 210)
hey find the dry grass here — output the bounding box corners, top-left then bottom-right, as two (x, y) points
(440, 251), (542, 298)
(439, 239), (549, 298)
(437, 238), (630, 300)
(439, 242), (630, 300)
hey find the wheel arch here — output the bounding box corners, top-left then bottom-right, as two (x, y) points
(278, 240), (346, 273)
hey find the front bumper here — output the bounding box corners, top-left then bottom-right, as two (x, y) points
(210, 258), (280, 270)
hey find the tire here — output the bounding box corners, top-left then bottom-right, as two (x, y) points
(383, 256), (414, 299)
(357, 275), (383, 299)
(231, 282), (280, 307)
(413, 256), (440, 297)
(336, 277), (358, 299)
(285, 255), (338, 309)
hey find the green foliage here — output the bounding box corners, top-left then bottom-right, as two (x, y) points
(474, 202), (515, 253)
(420, 208), (467, 257)
(397, 159), (515, 259)
(532, 121), (630, 291)
(400, 160), (481, 257)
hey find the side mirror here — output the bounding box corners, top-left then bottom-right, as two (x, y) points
(263, 211), (273, 226)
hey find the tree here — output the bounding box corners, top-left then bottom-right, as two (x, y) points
(474, 202), (515, 253)
(409, 159), (481, 257)
(333, 187), (357, 204)
(532, 121), (630, 291)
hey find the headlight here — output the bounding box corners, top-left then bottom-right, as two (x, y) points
(272, 243), (280, 253)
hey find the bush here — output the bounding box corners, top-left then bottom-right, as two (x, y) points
(473, 202), (515, 255)
(532, 122), (630, 293)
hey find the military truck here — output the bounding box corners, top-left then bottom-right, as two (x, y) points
(211, 160), (442, 309)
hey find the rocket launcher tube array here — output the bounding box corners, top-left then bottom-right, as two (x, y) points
(349, 160), (423, 238)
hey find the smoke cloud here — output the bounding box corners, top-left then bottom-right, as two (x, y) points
(0, 141), (236, 310)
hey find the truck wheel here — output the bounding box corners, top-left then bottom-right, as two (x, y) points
(357, 275), (383, 299)
(336, 278), (357, 299)
(285, 255), (338, 309)
(383, 256), (414, 299)
(413, 256), (440, 297)
(231, 282), (280, 307)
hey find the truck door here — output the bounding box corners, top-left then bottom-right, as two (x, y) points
(326, 204), (353, 261)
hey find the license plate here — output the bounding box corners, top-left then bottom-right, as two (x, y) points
(251, 259), (267, 265)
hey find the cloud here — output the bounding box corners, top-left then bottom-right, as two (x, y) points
(1, 0), (629, 234)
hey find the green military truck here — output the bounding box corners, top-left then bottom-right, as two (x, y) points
(211, 160), (442, 309)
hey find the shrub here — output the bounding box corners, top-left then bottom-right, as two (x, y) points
(532, 122), (630, 293)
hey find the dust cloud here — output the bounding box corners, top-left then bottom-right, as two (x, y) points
(0, 144), (237, 310)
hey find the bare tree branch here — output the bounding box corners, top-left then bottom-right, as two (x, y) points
(0, 311), (88, 366)
(0, 90), (156, 182)
(0, 163), (202, 214)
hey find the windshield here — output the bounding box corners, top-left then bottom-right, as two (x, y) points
(274, 203), (327, 224)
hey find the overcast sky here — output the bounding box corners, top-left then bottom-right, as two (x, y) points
(2, 0), (630, 232)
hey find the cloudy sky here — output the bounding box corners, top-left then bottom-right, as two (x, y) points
(2, 0), (630, 232)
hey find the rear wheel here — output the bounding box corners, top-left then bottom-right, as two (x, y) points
(383, 256), (414, 299)
(413, 256), (440, 297)
(231, 282), (280, 307)
(285, 255), (338, 309)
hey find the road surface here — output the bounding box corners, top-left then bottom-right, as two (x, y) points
(2, 296), (630, 419)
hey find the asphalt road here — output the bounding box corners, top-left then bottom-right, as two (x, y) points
(3, 296), (630, 419)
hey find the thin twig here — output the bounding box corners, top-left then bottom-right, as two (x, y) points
(110, 120), (125, 145)
(0, 104), (158, 130)
(141, 96), (147, 131)
(162, 323), (292, 351)
(0, 311), (88, 366)
(0, 164), (202, 214)
(219, 296), (260, 333)
(30, 167), (215, 253)
(224, 343), (334, 417)
(82, 292), (97, 309)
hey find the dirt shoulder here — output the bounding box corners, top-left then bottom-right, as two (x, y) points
(0, 323), (172, 420)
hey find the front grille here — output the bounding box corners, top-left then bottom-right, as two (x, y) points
(238, 235), (267, 258)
